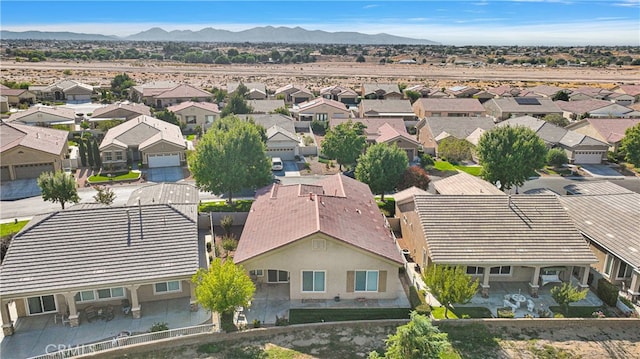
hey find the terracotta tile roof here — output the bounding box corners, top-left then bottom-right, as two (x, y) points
(527, 85), (569, 97)
(615, 85), (640, 96)
(555, 99), (617, 114)
(320, 85), (357, 97)
(167, 101), (220, 113)
(360, 99), (414, 114)
(487, 85), (521, 97)
(579, 118), (640, 143)
(0, 121), (67, 155)
(330, 117), (407, 141)
(155, 84), (212, 99)
(362, 83), (401, 96)
(235, 174), (403, 264)
(414, 195), (597, 265)
(376, 123), (420, 145)
(414, 98), (486, 113)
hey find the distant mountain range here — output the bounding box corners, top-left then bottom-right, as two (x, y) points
(1, 26), (438, 45)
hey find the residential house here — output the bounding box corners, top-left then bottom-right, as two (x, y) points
(558, 183), (640, 302)
(0, 85), (36, 106)
(607, 93), (636, 107)
(30, 80), (94, 103)
(486, 85), (521, 98)
(227, 82), (268, 100)
(432, 171), (505, 195)
(565, 118), (640, 152)
(331, 117), (421, 161)
(397, 194), (596, 296)
(90, 102), (152, 121)
(153, 84), (213, 108)
(611, 84), (640, 103)
(290, 98), (350, 122)
(99, 115), (186, 169)
(415, 116), (495, 156)
(0, 196), (202, 334)
(358, 100), (415, 123)
(403, 84), (431, 99)
(7, 105), (77, 128)
(556, 99), (638, 120)
(526, 85), (570, 98)
(445, 85), (480, 98)
(412, 98), (486, 119)
(239, 114), (302, 160)
(497, 116), (609, 164)
(361, 83), (402, 100)
(568, 87), (613, 101)
(248, 99), (286, 114)
(129, 81), (177, 104)
(0, 96), (8, 113)
(275, 84), (314, 104)
(0, 121), (69, 181)
(234, 174), (405, 301)
(483, 97), (563, 122)
(320, 85), (358, 105)
(167, 101), (220, 132)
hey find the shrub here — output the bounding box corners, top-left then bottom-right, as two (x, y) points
(553, 313), (565, 318)
(497, 308), (515, 318)
(303, 135), (314, 146)
(304, 162), (311, 170)
(376, 198), (395, 217)
(206, 242), (212, 253)
(197, 343), (222, 354)
(275, 315), (289, 326)
(222, 236), (238, 251)
(547, 148), (569, 168)
(220, 215), (233, 236)
(311, 119), (328, 135)
(149, 321), (168, 332)
(420, 153), (435, 168)
(408, 286), (426, 308)
(597, 278), (619, 306)
(252, 319), (261, 328)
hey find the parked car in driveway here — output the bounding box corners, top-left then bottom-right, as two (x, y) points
(271, 157), (283, 171)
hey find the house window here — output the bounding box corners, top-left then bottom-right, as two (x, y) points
(104, 152), (113, 161)
(249, 269), (264, 277)
(302, 270), (325, 292)
(315, 113), (328, 121)
(466, 266), (485, 275)
(617, 262), (633, 279)
(312, 238), (326, 251)
(604, 255), (614, 277)
(205, 115), (215, 123)
(155, 281), (181, 294)
(115, 151), (123, 161)
(267, 270), (288, 283)
(26, 295), (56, 315)
(355, 270), (378, 292)
(74, 287), (124, 302)
(185, 116), (197, 124)
(489, 266), (512, 275)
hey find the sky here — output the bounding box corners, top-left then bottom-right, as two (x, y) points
(1, 0), (639, 46)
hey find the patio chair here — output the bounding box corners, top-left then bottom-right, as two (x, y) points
(503, 299), (517, 312)
(527, 299), (535, 312)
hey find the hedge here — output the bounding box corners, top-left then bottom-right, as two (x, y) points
(596, 278), (619, 306)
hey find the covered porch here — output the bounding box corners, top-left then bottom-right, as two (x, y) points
(0, 297), (211, 359)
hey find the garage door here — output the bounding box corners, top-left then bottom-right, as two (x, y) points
(14, 163), (54, 179)
(574, 151), (604, 164)
(147, 153), (180, 168)
(267, 148), (296, 161)
(1, 166), (10, 181)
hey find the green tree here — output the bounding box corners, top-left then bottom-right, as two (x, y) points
(621, 123), (640, 167)
(221, 90), (252, 117)
(404, 90), (421, 104)
(97, 119), (124, 132)
(37, 171), (80, 210)
(110, 73), (135, 99)
(437, 137), (473, 163)
(93, 185), (116, 205)
(356, 54), (366, 63)
(189, 116), (272, 203)
(209, 87), (227, 103)
(321, 120), (367, 170)
(270, 106), (290, 116)
(369, 312), (448, 359)
(78, 139), (87, 167)
(476, 126), (547, 191)
(398, 165), (430, 191)
(542, 113), (569, 128)
(192, 258), (255, 332)
(423, 265), (479, 319)
(155, 109), (179, 126)
(87, 138), (95, 168)
(355, 143), (408, 201)
(552, 90), (570, 101)
(546, 148), (569, 168)
(92, 139), (102, 169)
(551, 282), (588, 316)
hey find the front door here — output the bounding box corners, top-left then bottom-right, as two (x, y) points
(26, 295), (57, 315)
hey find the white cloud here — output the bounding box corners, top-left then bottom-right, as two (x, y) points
(363, 4), (380, 9)
(612, 0), (640, 7)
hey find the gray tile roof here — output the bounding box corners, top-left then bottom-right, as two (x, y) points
(238, 114), (296, 134)
(99, 115), (185, 151)
(487, 98), (562, 114)
(433, 171), (505, 195)
(127, 183), (200, 207)
(248, 99), (285, 113)
(563, 181), (634, 195)
(498, 116), (608, 149)
(414, 195), (596, 265)
(423, 117), (495, 140)
(559, 193), (640, 268)
(360, 99), (414, 114)
(0, 205), (200, 297)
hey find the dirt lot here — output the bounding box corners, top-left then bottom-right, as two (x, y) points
(2, 60), (638, 90)
(123, 321), (640, 359)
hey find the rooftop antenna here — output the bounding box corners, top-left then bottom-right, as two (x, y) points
(138, 199), (144, 240)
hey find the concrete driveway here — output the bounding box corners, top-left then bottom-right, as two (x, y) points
(272, 161), (301, 178)
(0, 179), (41, 201)
(580, 165), (624, 178)
(145, 167), (184, 183)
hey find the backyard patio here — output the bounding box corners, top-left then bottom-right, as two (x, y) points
(0, 297), (212, 359)
(455, 279), (603, 318)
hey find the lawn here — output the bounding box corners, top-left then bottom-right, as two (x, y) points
(431, 306), (493, 319)
(88, 171), (140, 182)
(186, 134), (196, 141)
(198, 199), (254, 212)
(0, 220), (29, 237)
(434, 160), (483, 176)
(288, 308), (411, 324)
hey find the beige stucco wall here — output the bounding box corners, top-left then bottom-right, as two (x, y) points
(142, 141), (186, 164)
(397, 202), (430, 270)
(1, 145), (65, 168)
(137, 280), (191, 302)
(241, 233), (401, 301)
(174, 106), (218, 130)
(300, 103), (349, 120)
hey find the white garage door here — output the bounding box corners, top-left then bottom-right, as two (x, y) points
(148, 153), (180, 168)
(14, 163), (55, 179)
(267, 148), (296, 161)
(574, 151), (604, 164)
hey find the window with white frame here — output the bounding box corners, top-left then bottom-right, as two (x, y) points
(249, 269), (264, 277)
(604, 255), (614, 277)
(617, 262), (633, 279)
(104, 152), (113, 161)
(302, 270), (325, 292)
(205, 115), (215, 123)
(489, 266), (512, 275)
(154, 281), (181, 294)
(186, 116), (197, 124)
(75, 287), (125, 302)
(466, 266), (485, 275)
(315, 113), (328, 121)
(355, 270), (378, 292)
(115, 151), (123, 161)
